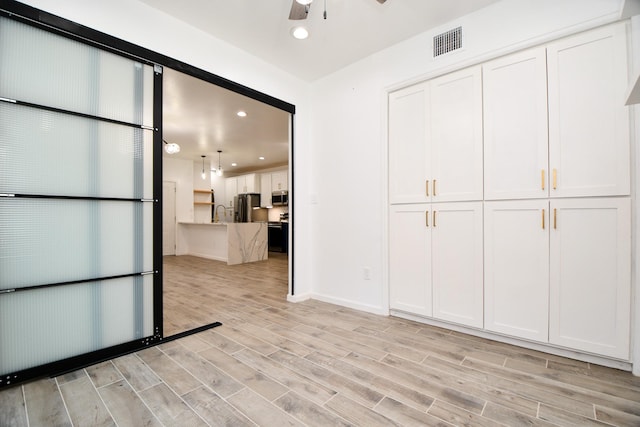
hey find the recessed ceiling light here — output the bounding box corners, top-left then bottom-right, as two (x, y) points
(259, 157), (265, 160)
(291, 26), (309, 40)
(231, 163), (237, 167)
(237, 111), (247, 117)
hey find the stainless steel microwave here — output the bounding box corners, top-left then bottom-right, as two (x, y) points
(272, 190), (288, 206)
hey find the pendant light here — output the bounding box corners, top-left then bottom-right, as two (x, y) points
(162, 139), (180, 154)
(201, 155), (207, 180)
(216, 150), (224, 177)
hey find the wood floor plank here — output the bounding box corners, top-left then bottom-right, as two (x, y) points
(344, 352), (486, 415)
(198, 346), (289, 401)
(58, 375), (115, 427)
(98, 379), (162, 427)
(269, 349), (385, 408)
(86, 361), (123, 388)
(306, 351), (435, 412)
(273, 391), (351, 427)
(324, 393), (401, 427)
(293, 323), (389, 360)
(538, 403), (610, 426)
(381, 353), (539, 416)
(237, 322), (313, 357)
(112, 354), (161, 392)
(233, 348), (337, 405)
(182, 386), (254, 426)
(162, 344), (245, 398)
(374, 396), (452, 427)
(227, 387), (305, 426)
(595, 404), (640, 426)
(23, 378), (72, 427)
(197, 329), (246, 354)
(482, 402), (557, 426)
(136, 347), (202, 396)
(0, 385), (28, 427)
(139, 382), (207, 427)
(427, 400), (501, 427)
(213, 324), (280, 356)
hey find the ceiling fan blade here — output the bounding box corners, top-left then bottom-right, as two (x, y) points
(289, 1), (309, 20)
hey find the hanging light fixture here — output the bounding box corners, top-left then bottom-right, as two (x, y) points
(201, 155), (207, 180)
(296, 0), (312, 4)
(162, 139), (180, 154)
(215, 150), (224, 177)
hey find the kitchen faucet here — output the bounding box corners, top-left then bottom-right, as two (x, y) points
(214, 204), (227, 223)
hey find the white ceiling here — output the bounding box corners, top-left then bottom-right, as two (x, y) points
(141, 0), (500, 82)
(152, 0), (500, 173)
(162, 67), (290, 174)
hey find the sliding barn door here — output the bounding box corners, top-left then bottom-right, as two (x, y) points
(0, 15), (161, 387)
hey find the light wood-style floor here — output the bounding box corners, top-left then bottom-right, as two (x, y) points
(2, 253), (640, 426)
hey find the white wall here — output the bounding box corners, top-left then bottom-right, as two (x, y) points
(163, 157), (193, 223)
(308, 0), (626, 314)
(19, 0), (314, 297)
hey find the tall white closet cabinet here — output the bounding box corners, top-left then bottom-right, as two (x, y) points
(389, 22), (632, 363)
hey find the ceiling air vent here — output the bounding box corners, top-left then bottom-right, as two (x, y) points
(433, 26), (462, 57)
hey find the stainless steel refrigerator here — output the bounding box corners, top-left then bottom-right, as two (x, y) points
(234, 193), (260, 222)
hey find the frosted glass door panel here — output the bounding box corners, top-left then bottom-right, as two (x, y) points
(0, 17), (153, 126)
(0, 199), (153, 289)
(0, 275), (154, 375)
(0, 103), (153, 199)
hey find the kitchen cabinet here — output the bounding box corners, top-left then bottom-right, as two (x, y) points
(484, 200), (549, 342)
(547, 23), (630, 198)
(260, 173), (272, 207)
(224, 177), (237, 208)
(549, 197), (630, 359)
(429, 66), (483, 202)
(483, 47), (549, 200)
(237, 173), (260, 194)
(431, 202), (483, 328)
(271, 171), (287, 192)
(388, 82), (430, 204)
(388, 67), (482, 204)
(389, 202), (483, 327)
(389, 204), (432, 316)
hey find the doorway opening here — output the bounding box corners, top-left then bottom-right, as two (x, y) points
(161, 68), (293, 337)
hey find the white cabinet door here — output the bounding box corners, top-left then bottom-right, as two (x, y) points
(431, 202), (483, 328)
(242, 173), (259, 193)
(389, 82), (430, 204)
(549, 198), (631, 359)
(484, 200), (549, 342)
(260, 173), (272, 207)
(483, 48), (549, 200)
(430, 66), (483, 202)
(225, 177), (237, 208)
(389, 204), (432, 316)
(271, 171), (288, 192)
(547, 23), (630, 198)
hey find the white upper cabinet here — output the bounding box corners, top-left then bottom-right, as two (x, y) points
(271, 170), (288, 192)
(547, 23), (630, 198)
(224, 177), (237, 208)
(388, 82), (430, 204)
(430, 66), (484, 202)
(389, 204), (432, 316)
(431, 202), (484, 328)
(483, 48), (549, 200)
(237, 173), (260, 194)
(260, 173), (272, 207)
(549, 198), (631, 359)
(484, 200), (549, 342)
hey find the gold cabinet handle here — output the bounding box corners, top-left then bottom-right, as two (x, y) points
(553, 208), (557, 229)
(552, 169), (557, 190)
(433, 210), (436, 227)
(433, 179), (437, 197)
(426, 180), (429, 197)
(426, 210), (429, 227)
(541, 170), (545, 190)
(542, 209), (545, 229)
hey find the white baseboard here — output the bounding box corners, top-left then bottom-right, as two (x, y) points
(287, 293), (311, 303)
(310, 293), (388, 316)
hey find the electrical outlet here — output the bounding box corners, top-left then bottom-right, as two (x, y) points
(363, 267), (371, 280)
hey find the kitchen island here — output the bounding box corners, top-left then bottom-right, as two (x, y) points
(176, 222), (268, 265)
